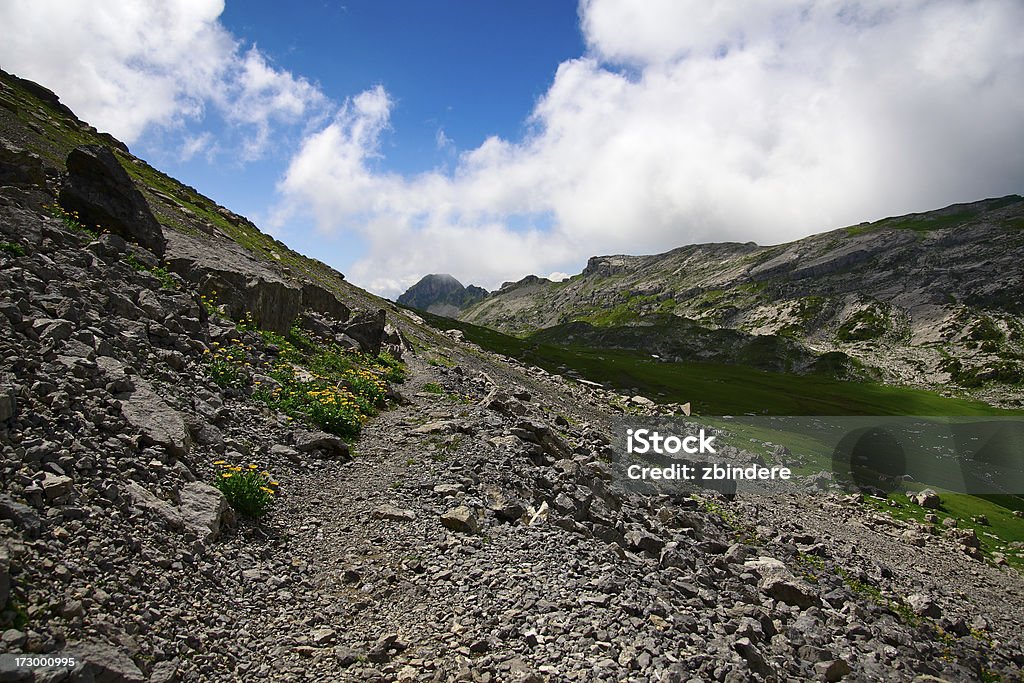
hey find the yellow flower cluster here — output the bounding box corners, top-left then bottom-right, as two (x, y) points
(212, 462), (276, 516)
(306, 387), (359, 408)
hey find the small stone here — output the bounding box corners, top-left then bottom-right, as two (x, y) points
(310, 627), (337, 646)
(910, 488), (941, 509)
(373, 504), (416, 521)
(440, 506), (480, 534)
(814, 659), (852, 682)
(760, 575), (821, 609)
(907, 593), (941, 618)
(40, 472), (73, 500)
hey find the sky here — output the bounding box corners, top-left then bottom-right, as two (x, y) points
(1, 0), (1023, 298)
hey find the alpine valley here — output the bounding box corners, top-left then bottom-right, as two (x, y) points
(2, 65), (1023, 683)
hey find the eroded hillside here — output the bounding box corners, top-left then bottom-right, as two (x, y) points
(460, 198), (1024, 406)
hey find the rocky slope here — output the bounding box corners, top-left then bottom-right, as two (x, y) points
(0, 69), (1022, 683)
(398, 274), (488, 318)
(459, 198), (1024, 405)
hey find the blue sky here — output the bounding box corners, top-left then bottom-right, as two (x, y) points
(1, 1), (1023, 297)
(129, 1), (585, 278)
(223, 1), (584, 173)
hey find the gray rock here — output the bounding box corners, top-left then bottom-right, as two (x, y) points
(292, 429), (351, 460)
(624, 529), (665, 555)
(0, 546), (9, 610)
(0, 383), (16, 423)
(40, 472), (73, 500)
(148, 661), (179, 683)
(433, 483), (464, 496)
(337, 308), (387, 354)
(910, 488), (941, 509)
(410, 421), (457, 435)
(59, 145), (165, 257)
(951, 527), (980, 549)
(441, 506), (480, 534)
(0, 140), (47, 188)
(629, 395), (656, 408)
(119, 380), (191, 457)
(310, 627), (337, 646)
(0, 656), (31, 682)
(907, 593), (941, 618)
(374, 505), (416, 521)
(125, 481), (232, 541)
(814, 659), (852, 682)
(178, 482), (233, 542)
(760, 575), (821, 609)
(0, 494), (44, 537)
(163, 229), (301, 334)
(64, 641), (145, 682)
(515, 420), (571, 460)
(733, 637), (773, 677)
(301, 281), (350, 322)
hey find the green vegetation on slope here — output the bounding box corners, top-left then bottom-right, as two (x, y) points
(414, 310), (1020, 417)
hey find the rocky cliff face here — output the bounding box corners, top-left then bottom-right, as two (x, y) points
(461, 198), (1024, 405)
(396, 273), (487, 317)
(1, 69), (1023, 683)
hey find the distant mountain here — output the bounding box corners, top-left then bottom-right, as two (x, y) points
(397, 273), (488, 317)
(458, 196), (1024, 405)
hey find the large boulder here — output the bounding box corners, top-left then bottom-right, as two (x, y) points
(301, 281), (351, 323)
(164, 230), (301, 334)
(178, 482), (233, 542)
(0, 140), (46, 188)
(338, 309), (387, 354)
(125, 481), (232, 542)
(59, 145), (165, 257)
(441, 506), (480, 534)
(118, 380), (191, 457)
(910, 488), (941, 509)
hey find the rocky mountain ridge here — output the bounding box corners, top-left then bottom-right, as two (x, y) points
(397, 274), (487, 318)
(0, 67), (1022, 683)
(459, 197), (1024, 405)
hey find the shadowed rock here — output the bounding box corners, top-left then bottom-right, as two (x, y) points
(59, 145), (165, 257)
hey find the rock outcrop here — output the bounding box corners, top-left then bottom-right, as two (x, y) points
(59, 145), (166, 257)
(459, 196), (1024, 405)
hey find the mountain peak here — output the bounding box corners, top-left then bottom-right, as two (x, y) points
(397, 273), (488, 317)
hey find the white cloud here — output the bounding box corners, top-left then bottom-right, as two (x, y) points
(179, 132), (215, 163)
(436, 128), (454, 152)
(274, 0), (1024, 299)
(0, 0), (326, 158)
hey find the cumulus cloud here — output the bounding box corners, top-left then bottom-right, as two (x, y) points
(275, 0), (1024, 298)
(0, 0), (326, 158)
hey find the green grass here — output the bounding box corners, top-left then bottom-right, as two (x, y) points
(212, 461), (278, 519)
(864, 491), (1024, 571)
(124, 253), (177, 290)
(844, 195), (1024, 236)
(0, 241), (25, 256)
(417, 310), (1019, 417)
